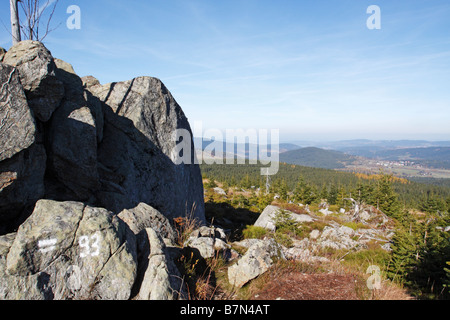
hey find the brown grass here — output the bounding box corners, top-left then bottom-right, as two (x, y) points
(237, 260), (413, 301)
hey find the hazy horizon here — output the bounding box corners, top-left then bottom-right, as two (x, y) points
(1, 1), (449, 142)
(194, 136), (450, 145)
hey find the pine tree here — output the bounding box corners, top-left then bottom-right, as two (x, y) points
(279, 179), (288, 201)
(320, 184), (329, 201)
(420, 191), (447, 215)
(446, 197), (450, 212)
(375, 174), (403, 219)
(328, 184), (339, 205)
(388, 221), (421, 287)
(337, 185), (347, 208)
(417, 213), (450, 297)
(294, 175), (306, 197)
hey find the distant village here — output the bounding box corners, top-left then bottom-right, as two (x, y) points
(343, 158), (436, 178)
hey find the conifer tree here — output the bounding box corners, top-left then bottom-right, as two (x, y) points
(420, 191), (447, 215)
(328, 184), (339, 205)
(320, 184), (329, 201)
(388, 221), (421, 287)
(376, 174), (402, 219)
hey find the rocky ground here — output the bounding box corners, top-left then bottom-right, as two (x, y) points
(179, 189), (412, 300)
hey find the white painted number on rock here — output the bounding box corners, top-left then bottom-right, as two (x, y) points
(38, 238), (57, 253)
(79, 233), (101, 258)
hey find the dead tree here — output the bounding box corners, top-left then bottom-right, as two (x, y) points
(10, 0), (21, 44)
(344, 198), (361, 219)
(19, 0), (60, 42)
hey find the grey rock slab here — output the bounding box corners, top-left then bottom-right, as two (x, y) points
(136, 228), (186, 300)
(254, 205), (315, 232)
(48, 101), (99, 199)
(0, 62), (36, 162)
(0, 200), (137, 300)
(3, 40), (64, 122)
(91, 76), (205, 222)
(118, 202), (176, 243)
(0, 144), (46, 231)
(228, 238), (285, 288)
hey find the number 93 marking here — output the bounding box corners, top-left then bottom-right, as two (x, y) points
(79, 233), (101, 258)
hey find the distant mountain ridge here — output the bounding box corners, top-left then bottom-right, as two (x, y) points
(279, 147), (358, 169)
(286, 139), (450, 150)
(348, 146), (450, 161)
(193, 137), (450, 170)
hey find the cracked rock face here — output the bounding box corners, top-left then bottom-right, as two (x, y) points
(2, 40), (64, 122)
(0, 40), (206, 300)
(0, 40), (205, 231)
(0, 200), (137, 300)
(228, 238), (285, 288)
(0, 63), (44, 229)
(90, 76), (205, 221)
(135, 228), (186, 300)
(0, 63), (36, 162)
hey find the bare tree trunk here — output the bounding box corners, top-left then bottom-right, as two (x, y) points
(19, 0), (60, 42)
(10, 0), (21, 45)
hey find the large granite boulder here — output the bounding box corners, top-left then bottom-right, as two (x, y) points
(0, 47), (6, 61)
(0, 40), (206, 299)
(2, 40), (64, 122)
(1, 40), (204, 227)
(0, 62), (36, 162)
(89, 76), (205, 222)
(118, 202), (176, 243)
(254, 205), (315, 232)
(135, 228), (186, 300)
(228, 238), (285, 288)
(0, 200), (137, 300)
(0, 62), (44, 231)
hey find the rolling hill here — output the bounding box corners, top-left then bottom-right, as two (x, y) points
(367, 147), (450, 161)
(279, 147), (358, 169)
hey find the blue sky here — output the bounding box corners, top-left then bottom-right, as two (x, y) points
(1, 0), (450, 142)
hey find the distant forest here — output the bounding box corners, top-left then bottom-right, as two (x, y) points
(200, 162), (450, 211)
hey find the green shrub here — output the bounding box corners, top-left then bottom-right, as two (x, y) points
(242, 225), (268, 240)
(343, 221), (369, 231)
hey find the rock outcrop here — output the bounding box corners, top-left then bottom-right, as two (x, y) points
(135, 228), (186, 300)
(228, 238), (284, 288)
(3, 41), (64, 122)
(249, 204), (395, 265)
(254, 205), (315, 232)
(0, 47), (6, 61)
(0, 62), (45, 229)
(0, 40), (205, 300)
(89, 76), (204, 220)
(0, 200), (137, 300)
(184, 226), (235, 260)
(0, 40), (205, 233)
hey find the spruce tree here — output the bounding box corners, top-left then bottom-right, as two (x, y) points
(376, 174), (402, 219)
(328, 184), (339, 205)
(388, 221), (421, 287)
